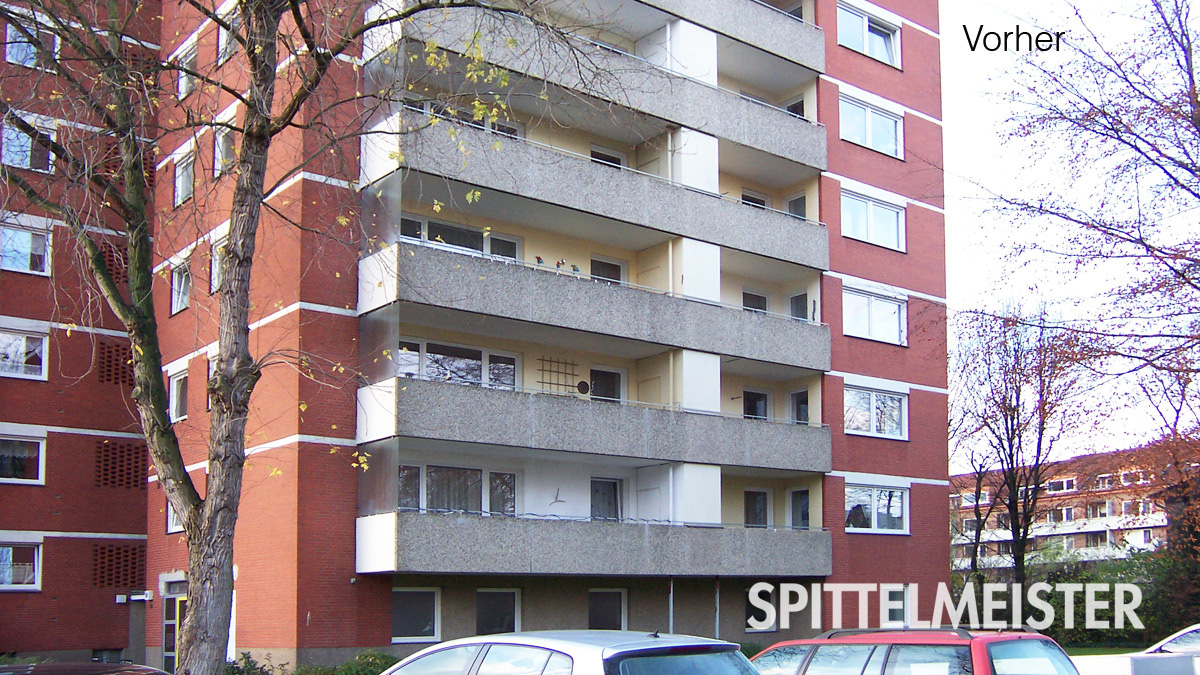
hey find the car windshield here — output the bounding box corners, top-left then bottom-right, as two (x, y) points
(610, 648), (759, 675)
(987, 640), (1079, 675)
(752, 645), (812, 675)
(1162, 628), (1200, 653)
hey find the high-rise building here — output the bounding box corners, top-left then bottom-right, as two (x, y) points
(3, 0), (947, 664)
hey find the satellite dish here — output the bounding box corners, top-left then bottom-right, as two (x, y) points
(577, 380), (590, 394)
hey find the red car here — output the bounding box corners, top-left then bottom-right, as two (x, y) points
(750, 628), (1080, 675)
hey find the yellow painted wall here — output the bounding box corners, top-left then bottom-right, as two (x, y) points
(718, 372), (822, 423)
(720, 473), (823, 528)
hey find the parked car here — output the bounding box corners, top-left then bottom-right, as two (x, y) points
(750, 628), (1080, 675)
(377, 630), (759, 675)
(0, 665), (168, 675)
(1071, 623), (1200, 675)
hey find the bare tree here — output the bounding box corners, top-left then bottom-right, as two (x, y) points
(952, 308), (1089, 607)
(1003, 0), (1200, 376)
(0, 3), (617, 675)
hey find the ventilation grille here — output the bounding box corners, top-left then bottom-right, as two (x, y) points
(96, 341), (135, 387)
(102, 244), (128, 286)
(92, 543), (145, 588)
(95, 439), (147, 490)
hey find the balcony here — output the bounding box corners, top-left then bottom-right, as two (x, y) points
(356, 377), (832, 472)
(356, 510), (833, 577)
(359, 243), (830, 372)
(364, 119), (829, 271)
(393, 8), (827, 170)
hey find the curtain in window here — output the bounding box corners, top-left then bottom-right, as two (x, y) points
(427, 465), (482, 512)
(0, 438), (38, 479)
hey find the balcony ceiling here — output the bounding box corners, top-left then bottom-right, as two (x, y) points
(544, 0), (672, 42)
(717, 36), (817, 96)
(719, 138), (820, 189)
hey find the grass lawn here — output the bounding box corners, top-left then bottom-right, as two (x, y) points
(1063, 646), (1139, 656)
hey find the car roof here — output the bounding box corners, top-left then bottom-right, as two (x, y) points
(0, 665), (169, 675)
(401, 630), (738, 662)
(757, 630), (1053, 651)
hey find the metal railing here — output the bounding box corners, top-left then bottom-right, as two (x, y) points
(397, 235), (827, 326)
(401, 103), (826, 229)
(394, 373), (828, 428)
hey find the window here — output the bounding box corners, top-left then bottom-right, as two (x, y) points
(214, 128), (236, 177)
(393, 338), (518, 389)
(843, 386), (906, 439)
(742, 291), (768, 313)
(477, 646), (560, 675)
(392, 588), (439, 642)
(741, 190), (769, 208)
(790, 293), (810, 321)
(2, 119), (54, 172)
(1096, 474), (1115, 489)
(744, 490), (769, 528)
(590, 257), (623, 284)
(177, 44), (197, 98)
(0, 329), (46, 379)
(843, 288), (905, 344)
(1085, 531), (1109, 548)
(840, 96), (901, 157)
(209, 239), (225, 293)
(1142, 529), (1154, 545)
(0, 436), (43, 483)
(217, 12), (240, 65)
(174, 153), (194, 206)
(590, 478), (621, 520)
(746, 645), (811, 675)
(996, 541), (1012, 555)
(476, 589), (519, 635)
(959, 491), (989, 507)
(845, 485), (907, 533)
(426, 465), (481, 512)
(884, 646), (972, 675)
(589, 368), (622, 402)
(489, 472), (516, 515)
(590, 146), (625, 168)
(169, 372), (188, 421)
(0, 543), (39, 589)
(996, 513), (1010, 529)
(1, 225), (48, 274)
(790, 390), (810, 424)
(170, 263), (191, 313)
(166, 502), (183, 533)
(588, 589), (626, 630)
(785, 98), (806, 119)
(962, 518), (979, 533)
(1045, 478), (1076, 493)
(1046, 507), (1073, 524)
(1087, 502), (1108, 518)
(5, 23), (56, 70)
(790, 489), (810, 529)
(1121, 471), (1150, 485)
(399, 218), (519, 260)
(743, 390), (769, 419)
(787, 194), (807, 219)
(883, 585), (907, 625)
(746, 585), (778, 633)
(841, 192), (904, 250)
(393, 647), (482, 675)
(397, 464), (515, 514)
(398, 464), (420, 510)
(837, 3), (899, 66)
(162, 590), (187, 673)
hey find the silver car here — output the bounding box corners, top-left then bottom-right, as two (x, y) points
(378, 630), (759, 675)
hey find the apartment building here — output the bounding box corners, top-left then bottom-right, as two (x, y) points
(0, 5), (153, 661)
(0, 0), (945, 667)
(949, 446), (1182, 572)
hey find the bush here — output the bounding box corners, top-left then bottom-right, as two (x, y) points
(225, 653), (287, 675)
(335, 651), (400, 675)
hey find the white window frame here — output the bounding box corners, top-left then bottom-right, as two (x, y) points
(5, 22), (59, 71)
(395, 336), (521, 389)
(589, 365), (627, 403)
(881, 584), (909, 627)
(0, 540), (42, 591)
(740, 189), (771, 209)
(959, 491), (989, 507)
(842, 287), (907, 345)
(745, 584), (778, 633)
(841, 190), (906, 251)
(789, 388), (811, 425)
(839, 95), (903, 158)
(742, 387), (772, 420)
(786, 487), (812, 529)
(845, 484), (909, 535)
(476, 588), (522, 633)
(0, 434), (45, 485)
(1045, 478), (1076, 494)
(166, 501), (183, 534)
(174, 153), (194, 206)
(391, 586), (441, 643)
(843, 384), (908, 440)
(170, 262), (191, 314)
(176, 42), (198, 98)
(213, 127), (236, 178)
(168, 370), (188, 422)
(0, 328), (48, 381)
(0, 222), (50, 276)
(837, 1), (901, 67)
(588, 588), (627, 630)
(743, 488), (773, 527)
(589, 145), (626, 168)
(590, 477), (624, 520)
(217, 10), (240, 65)
(392, 461), (522, 515)
(1, 117), (55, 173)
(209, 239), (225, 294)
(589, 255), (626, 283)
(399, 217), (521, 261)
(786, 192), (809, 219)
(742, 288), (770, 313)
